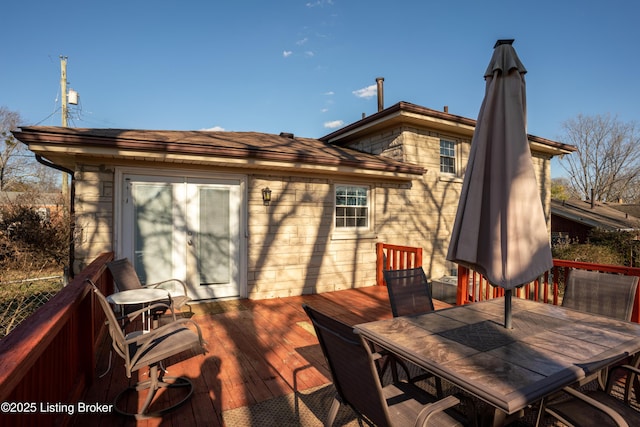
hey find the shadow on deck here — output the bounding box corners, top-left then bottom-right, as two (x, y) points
(72, 286), (452, 427)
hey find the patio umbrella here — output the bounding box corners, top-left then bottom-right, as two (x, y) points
(446, 39), (553, 328)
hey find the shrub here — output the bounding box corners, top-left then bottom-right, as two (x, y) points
(0, 196), (69, 271)
(552, 229), (639, 267)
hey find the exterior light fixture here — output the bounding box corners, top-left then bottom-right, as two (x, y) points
(262, 187), (272, 206)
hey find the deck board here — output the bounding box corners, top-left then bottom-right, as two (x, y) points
(71, 286), (450, 427)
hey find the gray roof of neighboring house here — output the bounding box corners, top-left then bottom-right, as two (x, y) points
(610, 204), (640, 220)
(551, 198), (640, 231)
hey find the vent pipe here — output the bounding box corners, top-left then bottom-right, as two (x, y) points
(444, 106), (449, 113)
(376, 77), (384, 112)
(591, 188), (595, 209)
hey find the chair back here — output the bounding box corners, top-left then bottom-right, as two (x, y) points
(562, 270), (639, 321)
(383, 267), (434, 317)
(88, 280), (128, 361)
(303, 304), (391, 427)
(107, 258), (144, 291)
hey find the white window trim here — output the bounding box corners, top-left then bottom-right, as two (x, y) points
(439, 138), (465, 183)
(331, 184), (376, 240)
(439, 138), (457, 176)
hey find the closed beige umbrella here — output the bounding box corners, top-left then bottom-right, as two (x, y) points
(447, 39), (552, 328)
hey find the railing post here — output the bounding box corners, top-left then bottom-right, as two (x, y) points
(78, 286), (95, 390)
(375, 243), (423, 286)
(633, 279), (640, 324)
(457, 265), (469, 305)
(376, 242), (384, 286)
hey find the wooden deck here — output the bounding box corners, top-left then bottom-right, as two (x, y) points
(72, 286), (451, 427)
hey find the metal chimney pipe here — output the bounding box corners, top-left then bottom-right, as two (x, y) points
(376, 77), (384, 112)
(591, 188), (595, 209)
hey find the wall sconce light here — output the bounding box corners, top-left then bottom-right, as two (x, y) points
(262, 187), (272, 206)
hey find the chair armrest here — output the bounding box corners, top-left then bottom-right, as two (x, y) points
(606, 364), (640, 403)
(415, 395), (460, 427)
(548, 387), (629, 427)
(609, 364), (640, 378)
(127, 318), (206, 365)
(147, 278), (189, 296)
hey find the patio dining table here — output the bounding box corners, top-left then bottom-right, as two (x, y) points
(355, 297), (640, 426)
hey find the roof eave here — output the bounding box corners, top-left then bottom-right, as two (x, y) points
(18, 130), (425, 181)
(322, 101), (577, 156)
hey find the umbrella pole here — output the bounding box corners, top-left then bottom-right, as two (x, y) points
(505, 289), (513, 329)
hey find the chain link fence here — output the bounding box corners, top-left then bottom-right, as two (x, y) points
(0, 276), (65, 339)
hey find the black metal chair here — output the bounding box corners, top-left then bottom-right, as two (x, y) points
(89, 279), (205, 419)
(383, 267), (435, 317)
(382, 267), (443, 392)
(302, 304), (472, 427)
(543, 362), (640, 427)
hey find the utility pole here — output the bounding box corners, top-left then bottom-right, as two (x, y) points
(60, 56), (69, 199)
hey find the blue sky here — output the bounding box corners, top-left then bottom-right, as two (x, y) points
(3, 1), (639, 177)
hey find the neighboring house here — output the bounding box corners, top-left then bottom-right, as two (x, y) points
(0, 191), (64, 222)
(551, 198), (640, 244)
(610, 203), (640, 220)
(12, 101), (575, 301)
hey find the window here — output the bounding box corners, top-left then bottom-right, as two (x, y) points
(335, 185), (369, 229)
(440, 139), (456, 174)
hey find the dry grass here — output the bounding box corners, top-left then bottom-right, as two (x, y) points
(0, 267), (65, 338)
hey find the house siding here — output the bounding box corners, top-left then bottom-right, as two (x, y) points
(45, 117), (552, 301)
(72, 165), (115, 272)
(69, 135), (551, 300)
(247, 175), (377, 299)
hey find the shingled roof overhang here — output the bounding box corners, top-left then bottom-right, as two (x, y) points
(551, 199), (640, 232)
(13, 126), (425, 181)
(321, 101), (576, 157)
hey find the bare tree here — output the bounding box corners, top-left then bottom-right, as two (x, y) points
(559, 114), (640, 203)
(1, 107), (24, 190)
(0, 106), (59, 192)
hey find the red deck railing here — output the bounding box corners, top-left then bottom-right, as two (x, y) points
(373, 243), (640, 323)
(456, 260), (640, 323)
(375, 242), (423, 286)
(4, 246), (640, 426)
(0, 252), (114, 427)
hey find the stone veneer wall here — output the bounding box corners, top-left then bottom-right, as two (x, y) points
(69, 133), (550, 300)
(332, 126), (551, 284)
(72, 164), (116, 273)
(246, 174), (378, 299)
